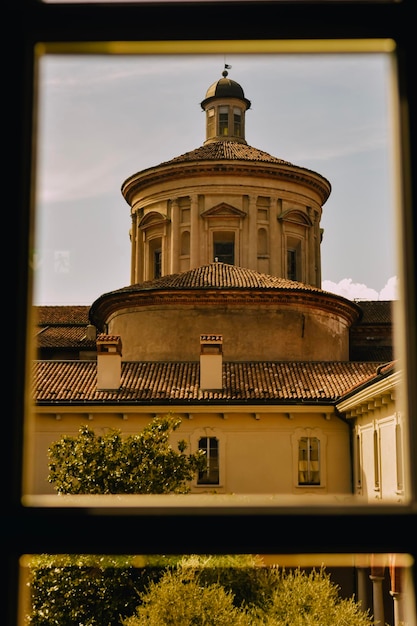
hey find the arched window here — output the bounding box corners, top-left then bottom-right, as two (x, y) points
(257, 227), (268, 256)
(181, 230), (190, 256)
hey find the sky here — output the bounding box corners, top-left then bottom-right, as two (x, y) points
(33, 52), (400, 305)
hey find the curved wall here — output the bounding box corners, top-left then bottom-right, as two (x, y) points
(105, 298), (353, 362)
(127, 163), (328, 288)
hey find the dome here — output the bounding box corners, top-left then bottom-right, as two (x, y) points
(89, 263), (361, 362)
(201, 70), (251, 110)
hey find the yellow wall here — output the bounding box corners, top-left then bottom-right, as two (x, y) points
(29, 407), (351, 497)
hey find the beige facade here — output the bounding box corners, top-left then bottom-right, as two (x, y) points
(126, 175), (327, 287)
(30, 406), (351, 497)
(337, 365), (407, 504)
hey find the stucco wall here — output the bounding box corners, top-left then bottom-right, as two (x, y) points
(29, 409), (351, 497)
(353, 400), (406, 503)
(106, 303), (351, 361)
(129, 170), (325, 286)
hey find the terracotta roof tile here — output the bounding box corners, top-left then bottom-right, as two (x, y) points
(36, 326), (95, 349)
(33, 360), (386, 405)
(160, 141), (293, 166)
(337, 360), (397, 398)
(35, 305), (90, 325)
(106, 263), (324, 295)
(354, 300), (393, 324)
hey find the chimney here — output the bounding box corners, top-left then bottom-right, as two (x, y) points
(96, 334), (122, 391)
(200, 334), (223, 390)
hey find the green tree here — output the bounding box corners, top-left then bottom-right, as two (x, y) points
(26, 554), (172, 626)
(121, 558), (375, 626)
(247, 565), (374, 626)
(121, 560), (252, 626)
(48, 415), (205, 494)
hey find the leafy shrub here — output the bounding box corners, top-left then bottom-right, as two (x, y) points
(48, 415), (205, 494)
(121, 562), (252, 626)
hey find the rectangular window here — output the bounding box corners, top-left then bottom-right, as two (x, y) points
(233, 107), (241, 136)
(213, 232), (235, 265)
(207, 107), (215, 138)
(287, 249), (297, 281)
(356, 433), (362, 490)
(198, 437), (219, 485)
(374, 429), (380, 491)
(395, 423), (404, 492)
(214, 241), (234, 264)
(154, 249), (162, 278)
(218, 106), (229, 136)
(298, 437), (320, 485)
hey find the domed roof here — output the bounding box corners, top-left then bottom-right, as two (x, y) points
(201, 70), (251, 110)
(97, 262), (321, 295)
(89, 262), (361, 330)
(159, 141), (293, 166)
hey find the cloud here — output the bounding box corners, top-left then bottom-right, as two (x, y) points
(379, 276), (399, 301)
(322, 276), (398, 301)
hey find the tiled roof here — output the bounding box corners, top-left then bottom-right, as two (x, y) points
(337, 360), (397, 399)
(35, 305), (90, 325)
(100, 263), (328, 295)
(36, 326), (95, 349)
(159, 141), (294, 166)
(35, 306), (95, 350)
(353, 300), (393, 324)
(33, 360), (386, 405)
(122, 141), (331, 206)
(89, 263), (361, 330)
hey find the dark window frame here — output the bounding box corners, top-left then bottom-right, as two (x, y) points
(8, 3), (417, 624)
(213, 231), (235, 264)
(298, 436), (320, 486)
(198, 436), (220, 485)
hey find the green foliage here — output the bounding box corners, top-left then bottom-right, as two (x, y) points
(121, 562), (252, 626)
(247, 566), (375, 626)
(121, 559), (375, 626)
(26, 555), (164, 626)
(26, 555), (375, 626)
(179, 554), (272, 608)
(48, 415), (206, 494)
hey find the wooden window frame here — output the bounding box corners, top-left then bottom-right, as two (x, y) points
(8, 2), (417, 624)
(197, 436), (220, 485)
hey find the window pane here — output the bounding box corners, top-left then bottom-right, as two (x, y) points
(25, 40), (414, 515)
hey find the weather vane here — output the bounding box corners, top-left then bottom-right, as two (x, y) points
(223, 62), (232, 77)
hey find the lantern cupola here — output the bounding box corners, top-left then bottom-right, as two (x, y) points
(200, 67), (251, 145)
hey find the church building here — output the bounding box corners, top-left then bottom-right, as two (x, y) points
(31, 68), (405, 506)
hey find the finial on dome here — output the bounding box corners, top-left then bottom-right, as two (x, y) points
(223, 63), (232, 77)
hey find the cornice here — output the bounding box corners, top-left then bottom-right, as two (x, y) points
(336, 369), (401, 416)
(90, 287), (361, 330)
(121, 160), (331, 206)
